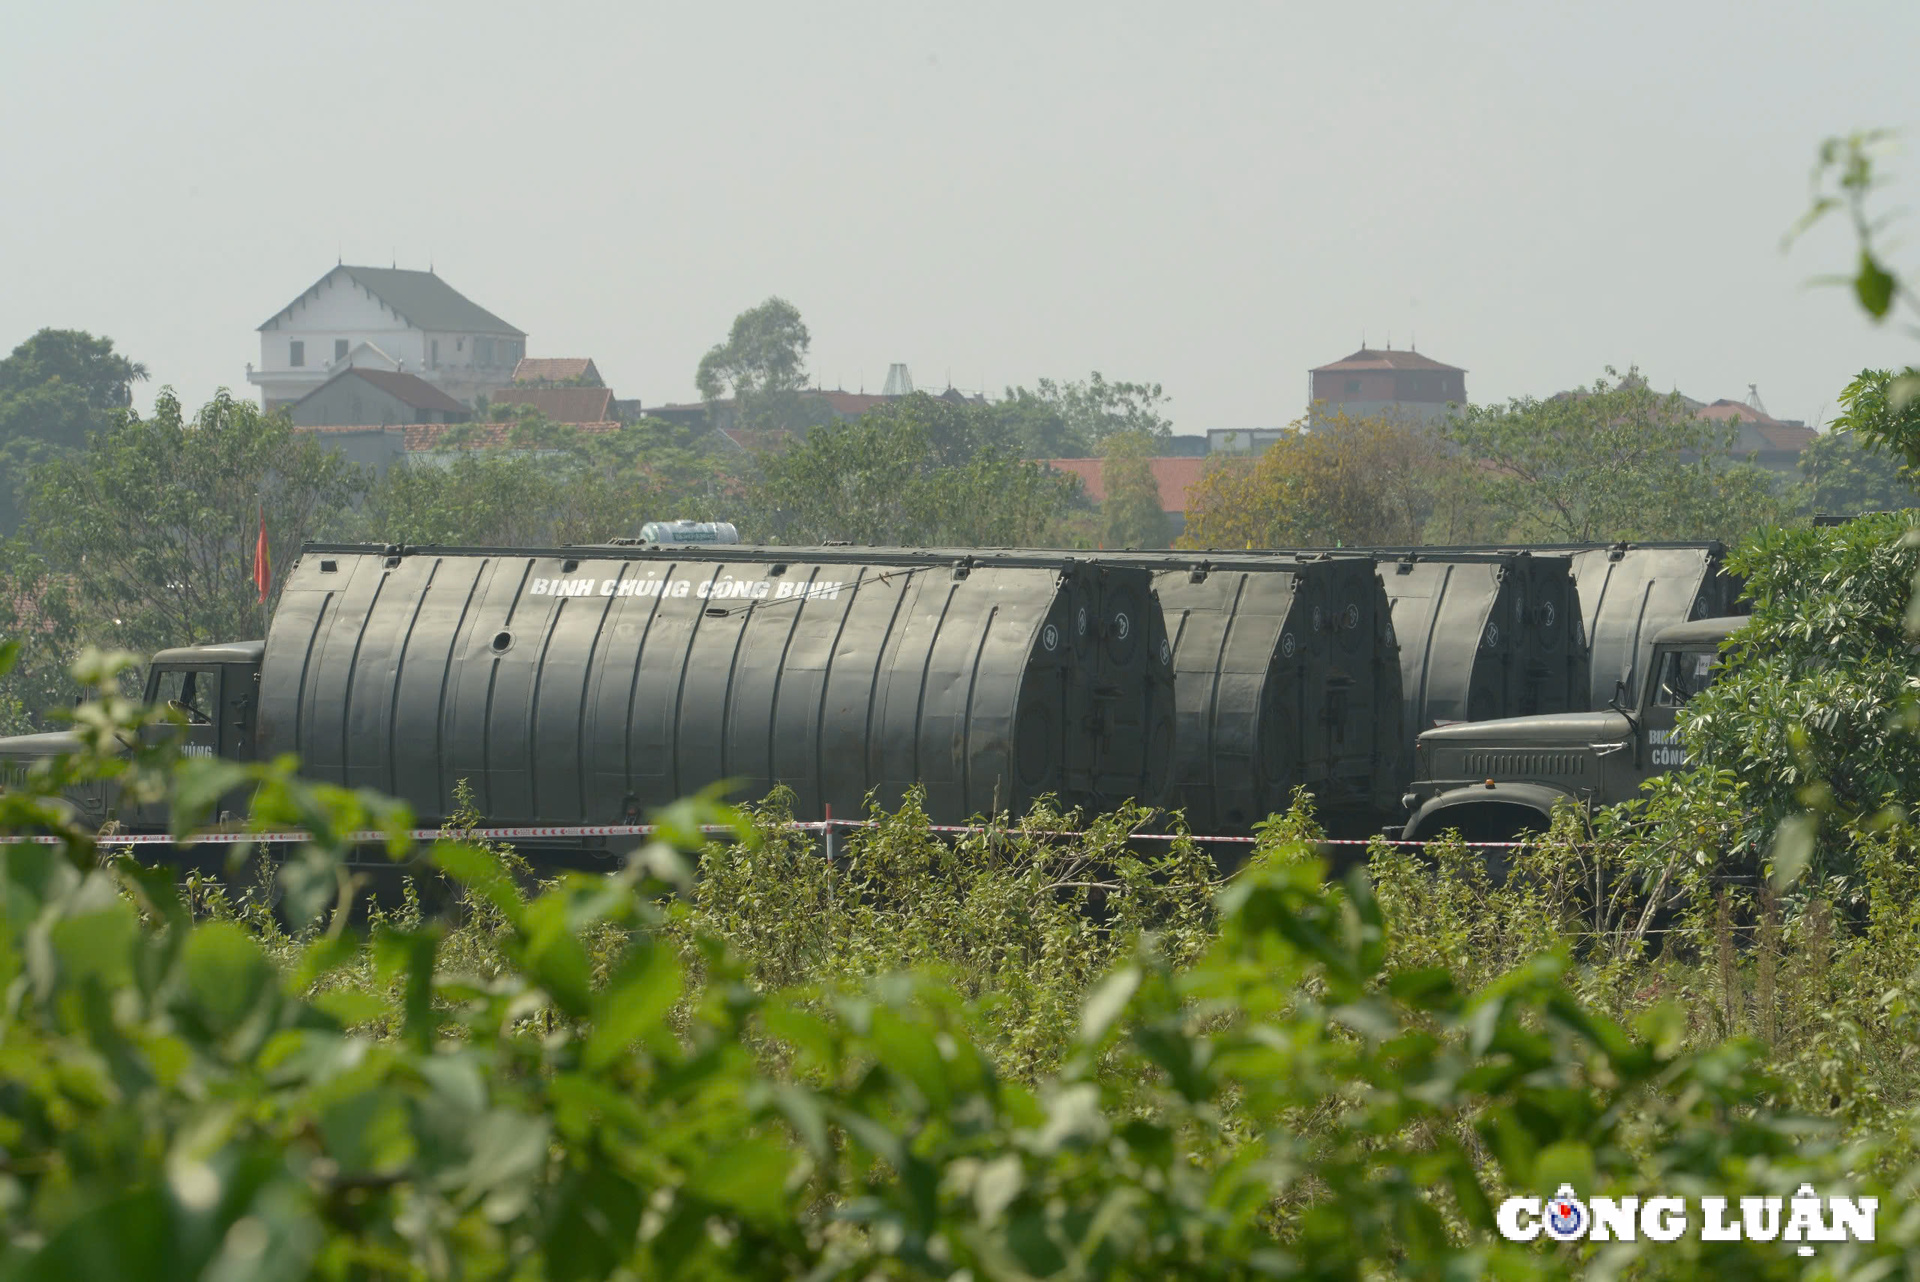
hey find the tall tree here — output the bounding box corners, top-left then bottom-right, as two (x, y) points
(26, 390), (364, 652)
(0, 329), (148, 532)
(695, 297), (825, 433)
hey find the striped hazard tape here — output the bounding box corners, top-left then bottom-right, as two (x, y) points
(0, 819), (1532, 849)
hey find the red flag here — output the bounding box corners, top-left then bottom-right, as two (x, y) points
(253, 503), (271, 603)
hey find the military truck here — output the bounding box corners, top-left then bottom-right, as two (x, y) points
(0, 544), (1175, 841)
(1399, 615), (1742, 842)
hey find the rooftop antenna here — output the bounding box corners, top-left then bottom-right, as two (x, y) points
(1747, 383), (1769, 416)
(1411, 330), (1416, 352)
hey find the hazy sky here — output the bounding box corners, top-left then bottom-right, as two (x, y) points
(4, 2), (1917, 432)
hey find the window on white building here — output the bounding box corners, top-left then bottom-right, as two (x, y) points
(334, 339), (348, 362)
(431, 340), (439, 367)
(289, 340), (305, 368)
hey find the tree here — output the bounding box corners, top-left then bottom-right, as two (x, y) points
(1099, 431), (1172, 549)
(1798, 422), (1914, 517)
(1673, 511), (1920, 884)
(349, 415), (746, 548)
(748, 395), (1081, 546)
(1443, 369), (1797, 544)
(0, 329), (149, 532)
(999, 372), (1175, 455)
(25, 390), (365, 653)
(695, 297), (825, 433)
(1824, 366), (1920, 482)
(1180, 412), (1492, 549)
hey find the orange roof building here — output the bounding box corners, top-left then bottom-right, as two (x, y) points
(1309, 345), (1466, 425)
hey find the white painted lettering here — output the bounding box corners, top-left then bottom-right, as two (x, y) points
(1588, 1197), (1638, 1241)
(1496, 1199), (1542, 1242)
(1640, 1198), (1686, 1242)
(1701, 1197), (1741, 1240)
(1741, 1197), (1783, 1241)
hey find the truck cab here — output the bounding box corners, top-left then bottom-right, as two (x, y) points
(1400, 616), (1742, 842)
(0, 641), (263, 829)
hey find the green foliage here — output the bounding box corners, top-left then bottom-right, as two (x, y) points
(6, 650), (1920, 1277)
(1444, 368), (1798, 543)
(25, 390), (365, 653)
(695, 297), (825, 433)
(1829, 367), (1920, 483)
(1798, 423), (1914, 517)
(748, 395), (1082, 545)
(999, 373), (1174, 456)
(1182, 411), (1494, 549)
(0, 329), (149, 534)
(0, 539), (82, 733)
(347, 416), (742, 547)
(1098, 431), (1172, 549)
(1673, 511), (1920, 884)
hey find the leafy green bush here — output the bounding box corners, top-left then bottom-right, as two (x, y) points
(1675, 510), (1920, 883)
(6, 655), (1920, 1278)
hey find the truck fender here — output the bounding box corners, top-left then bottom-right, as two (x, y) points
(1402, 782), (1574, 843)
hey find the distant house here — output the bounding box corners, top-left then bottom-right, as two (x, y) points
(289, 368), (471, 429)
(1047, 456), (1210, 541)
(249, 264), (525, 409)
(1690, 397), (1817, 475)
(1309, 345), (1467, 426)
(487, 386), (617, 424)
(511, 357), (603, 387)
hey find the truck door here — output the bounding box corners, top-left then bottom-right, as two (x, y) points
(1638, 646), (1718, 783)
(147, 665), (223, 761)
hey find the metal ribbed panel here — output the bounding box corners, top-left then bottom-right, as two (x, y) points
(1565, 544), (1740, 708)
(1096, 553), (1398, 833)
(1372, 551), (1586, 750)
(265, 545), (1173, 829)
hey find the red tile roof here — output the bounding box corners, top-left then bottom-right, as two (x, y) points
(817, 390), (895, 417)
(1311, 346), (1465, 374)
(1045, 457), (1209, 513)
(511, 357), (602, 385)
(488, 386), (616, 422)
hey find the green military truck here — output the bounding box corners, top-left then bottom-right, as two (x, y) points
(1400, 615), (1741, 843)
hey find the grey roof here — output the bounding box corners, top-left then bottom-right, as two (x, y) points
(260, 266), (523, 336)
(152, 641), (266, 665)
(300, 367), (466, 412)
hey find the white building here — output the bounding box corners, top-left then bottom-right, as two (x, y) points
(248, 265), (525, 409)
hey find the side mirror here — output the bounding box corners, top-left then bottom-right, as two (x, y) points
(1607, 662), (1635, 714)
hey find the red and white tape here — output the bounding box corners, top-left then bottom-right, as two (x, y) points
(0, 819), (1529, 849)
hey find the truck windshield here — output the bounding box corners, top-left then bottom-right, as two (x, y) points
(1652, 649), (1719, 707)
(151, 668), (216, 725)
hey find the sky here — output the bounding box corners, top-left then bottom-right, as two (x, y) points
(3, 2), (1917, 433)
